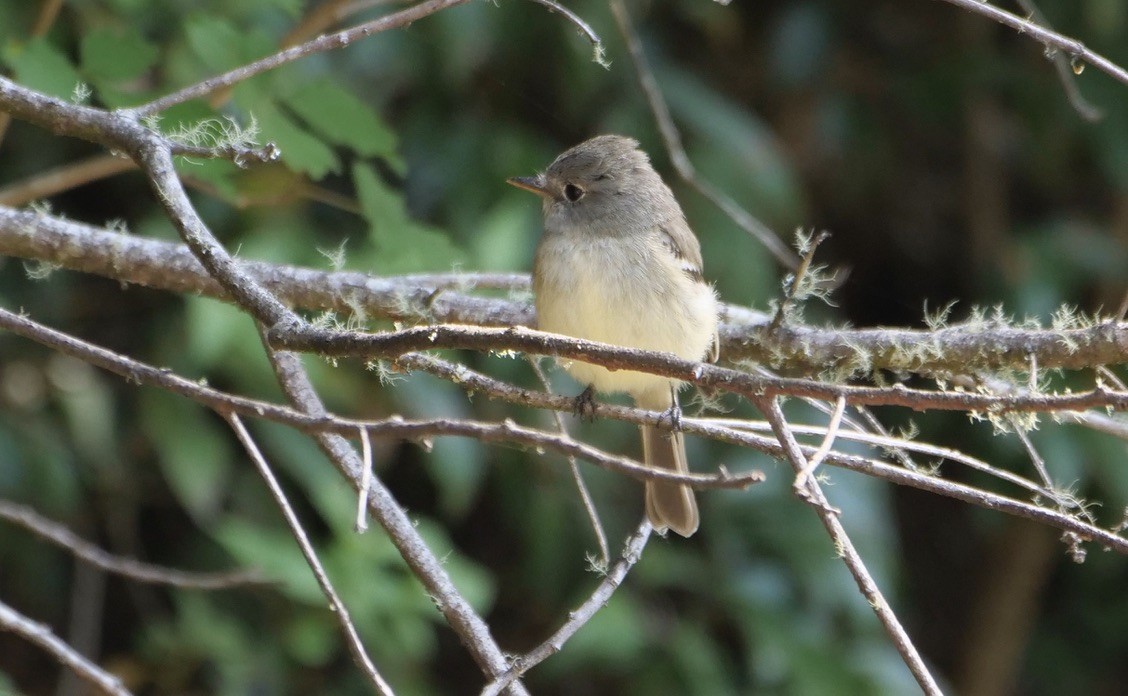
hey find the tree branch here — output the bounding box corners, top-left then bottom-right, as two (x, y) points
(610, 0), (801, 271)
(271, 322), (1128, 413)
(129, 0), (471, 116)
(480, 518), (652, 696)
(935, 0), (1128, 87)
(0, 597), (131, 696)
(2, 206), (1124, 376)
(760, 398), (941, 695)
(0, 500), (268, 590)
(253, 332), (531, 695)
(226, 414), (394, 695)
(4, 306), (1123, 555)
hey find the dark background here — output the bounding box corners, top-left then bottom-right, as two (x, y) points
(1, 0), (1127, 693)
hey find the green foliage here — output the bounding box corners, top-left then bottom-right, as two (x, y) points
(354, 162), (465, 273)
(282, 79), (403, 171)
(6, 38), (84, 100)
(80, 27), (160, 84)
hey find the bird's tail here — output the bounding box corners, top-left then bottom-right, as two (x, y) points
(638, 389), (699, 537)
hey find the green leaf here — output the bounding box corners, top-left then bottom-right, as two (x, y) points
(282, 79), (401, 165)
(7, 38), (85, 99)
(80, 26), (159, 83)
(215, 517), (322, 602)
(254, 100), (340, 179)
(184, 296), (263, 370)
(183, 15), (245, 73)
(283, 612), (337, 666)
(141, 392), (233, 522)
(394, 374), (486, 516)
(353, 162), (464, 273)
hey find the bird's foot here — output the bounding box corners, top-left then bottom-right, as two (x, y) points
(573, 385), (597, 422)
(656, 401), (683, 433)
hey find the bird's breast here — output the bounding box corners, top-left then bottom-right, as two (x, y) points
(533, 229), (717, 395)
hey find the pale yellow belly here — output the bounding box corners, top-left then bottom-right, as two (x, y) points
(533, 233), (717, 400)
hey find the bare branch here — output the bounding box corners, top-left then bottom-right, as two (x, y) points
(356, 426), (374, 533)
(3, 305), (1126, 554)
(760, 398), (942, 695)
(3, 206), (1124, 376)
(770, 230), (832, 332)
(523, 0), (607, 67)
(792, 395), (846, 492)
(254, 336), (530, 695)
(1012, 0), (1102, 121)
(935, 0), (1128, 87)
(480, 518), (652, 695)
(0, 500), (267, 589)
(0, 597), (131, 696)
(0, 155), (136, 207)
(709, 416), (1050, 499)
(132, 142), (299, 327)
(130, 0), (471, 116)
(528, 357), (610, 565)
(226, 414), (394, 696)
(271, 322), (1128, 413)
(0, 308), (761, 491)
(609, 0), (801, 270)
(0, 205), (526, 324)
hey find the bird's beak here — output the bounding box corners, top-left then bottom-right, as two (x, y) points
(506, 174), (550, 197)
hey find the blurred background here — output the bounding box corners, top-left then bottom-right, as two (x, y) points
(1, 0), (1127, 693)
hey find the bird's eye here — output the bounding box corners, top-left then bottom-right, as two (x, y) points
(564, 184), (584, 202)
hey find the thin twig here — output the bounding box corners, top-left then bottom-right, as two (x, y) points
(479, 518), (652, 696)
(609, 0), (801, 270)
(760, 398), (942, 696)
(707, 416), (1051, 499)
(399, 352), (1064, 504)
(523, 0), (607, 66)
(1013, 426), (1054, 493)
(131, 0), (471, 116)
(769, 230), (831, 332)
(2, 306), (1124, 554)
(793, 396), (846, 493)
(0, 154), (136, 207)
(226, 414), (395, 696)
(2, 297), (1128, 453)
(0, 597), (131, 696)
(0, 308), (760, 491)
(936, 0), (1128, 87)
(0, 500), (268, 589)
(846, 401), (922, 471)
(1097, 365), (1128, 393)
(356, 426), (374, 532)
(1012, 0), (1102, 121)
(256, 342), (530, 695)
(528, 357), (610, 565)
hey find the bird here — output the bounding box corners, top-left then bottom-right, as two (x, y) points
(507, 134), (719, 537)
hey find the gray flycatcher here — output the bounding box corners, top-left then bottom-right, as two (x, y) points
(508, 134), (719, 537)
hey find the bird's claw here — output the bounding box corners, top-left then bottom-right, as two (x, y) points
(657, 402), (683, 432)
(573, 385), (597, 422)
